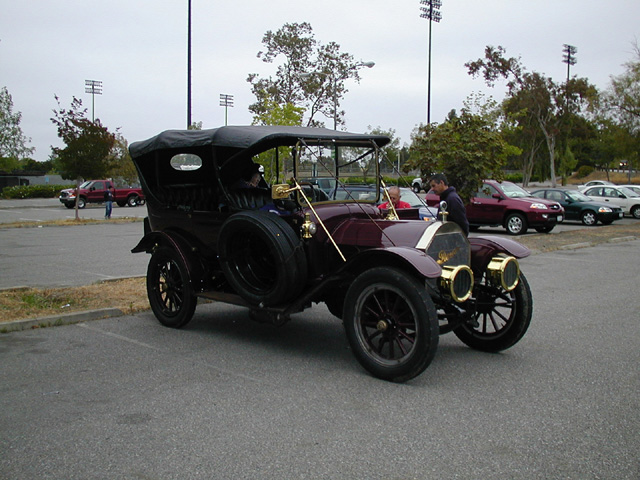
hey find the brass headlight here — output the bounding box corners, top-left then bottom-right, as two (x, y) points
(439, 265), (474, 303)
(486, 256), (520, 291)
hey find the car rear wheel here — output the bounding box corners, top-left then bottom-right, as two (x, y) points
(581, 210), (597, 226)
(505, 213), (527, 235)
(146, 247), (197, 328)
(454, 272), (532, 352)
(218, 211), (307, 306)
(343, 267), (439, 382)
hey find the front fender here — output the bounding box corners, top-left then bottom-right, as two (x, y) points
(343, 246), (442, 279)
(469, 235), (531, 275)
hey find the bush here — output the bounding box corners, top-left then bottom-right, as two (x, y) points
(1, 184), (74, 199)
(576, 165), (594, 178)
(505, 172), (523, 183)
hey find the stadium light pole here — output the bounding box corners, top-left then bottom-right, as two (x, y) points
(220, 94), (234, 126)
(85, 80), (102, 122)
(420, 0), (442, 125)
(300, 61), (375, 130)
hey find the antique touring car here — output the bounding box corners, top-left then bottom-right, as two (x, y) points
(130, 126), (533, 382)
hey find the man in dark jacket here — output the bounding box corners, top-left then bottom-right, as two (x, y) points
(429, 173), (469, 236)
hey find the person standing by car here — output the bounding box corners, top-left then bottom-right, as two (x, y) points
(379, 186), (411, 210)
(429, 173), (469, 236)
(104, 185), (114, 219)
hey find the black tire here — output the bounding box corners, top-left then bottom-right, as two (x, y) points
(631, 205), (640, 219)
(218, 211), (307, 306)
(146, 247), (197, 328)
(454, 272), (533, 352)
(412, 183), (421, 194)
(581, 210), (597, 226)
(505, 213), (527, 235)
(127, 195), (139, 207)
(343, 267), (439, 382)
(534, 226), (554, 233)
(77, 197), (86, 209)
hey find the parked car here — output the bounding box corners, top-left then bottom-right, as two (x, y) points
(299, 177), (337, 195)
(59, 179), (145, 209)
(411, 177), (425, 193)
(426, 180), (564, 235)
(619, 184), (640, 196)
(581, 185), (640, 218)
(530, 188), (623, 225)
(129, 126), (534, 382)
(578, 180), (615, 189)
(334, 184), (437, 220)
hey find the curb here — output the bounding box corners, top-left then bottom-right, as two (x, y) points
(0, 308), (125, 333)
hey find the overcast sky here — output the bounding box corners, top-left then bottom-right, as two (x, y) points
(2, 0), (639, 162)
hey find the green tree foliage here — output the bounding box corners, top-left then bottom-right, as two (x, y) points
(247, 22), (369, 129)
(407, 101), (520, 203)
(0, 86), (35, 162)
(50, 96), (116, 218)
(466, 46), (596, 187)
(107, 132), (139, 186)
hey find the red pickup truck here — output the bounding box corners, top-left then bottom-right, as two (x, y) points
(59, 180), (145, 209)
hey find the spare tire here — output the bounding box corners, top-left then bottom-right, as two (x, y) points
(218, 211), (307, 306)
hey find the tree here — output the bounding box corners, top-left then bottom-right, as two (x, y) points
(0, 86), (35, 162)
(366, 126), (402, 176)
(50, 96), (116, 219)
(247, 22), (369, 129)
(406, 100), (520, 203)
(108, 132), (139, 186)
(466, 46), (596, 187)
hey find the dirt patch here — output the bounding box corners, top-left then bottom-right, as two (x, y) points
(1, 277), (149, 325)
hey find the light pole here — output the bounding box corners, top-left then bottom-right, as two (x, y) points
(219, 94), (234, 126)
(85, 80), (102, 122)
(187, 0), (192, 128)
(419, 0), (442, 125)
(562, 44), (577, 112)
(301, 61), (375, 130)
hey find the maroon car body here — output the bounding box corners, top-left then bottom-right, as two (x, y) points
(130, 126), (534, 382)
(426, 180), (564, 235)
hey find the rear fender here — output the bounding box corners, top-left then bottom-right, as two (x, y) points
(131, 230), (208, 291)
(469, 235), (530, 275)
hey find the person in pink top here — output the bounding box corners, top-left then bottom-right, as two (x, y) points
(379, 186), (411, 210)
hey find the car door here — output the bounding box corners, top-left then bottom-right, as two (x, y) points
(601, 187), (629, 212)
(466, 183), (504, 225)
(88, 181), (105, 203)
(547, 190), (577, 221)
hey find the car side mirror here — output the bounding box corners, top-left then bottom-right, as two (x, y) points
(492, 193), (502, 199)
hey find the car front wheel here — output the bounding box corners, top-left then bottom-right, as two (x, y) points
(505, 213), (527, 235)
(581, 210), (597, 226)
(146, 247), (197, 328)
(631, 205), (640, 219)
(412, 183), (421, 194)
(343, 267), (439, 382)
(127, 195), (139, 207)
(454, 272), (533, 352)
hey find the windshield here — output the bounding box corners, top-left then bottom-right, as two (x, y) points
(79, 181), (92, 189)
(565, 190), (591, 202)
(295, 143), (380, 203)
(500, 182), (532, 198)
